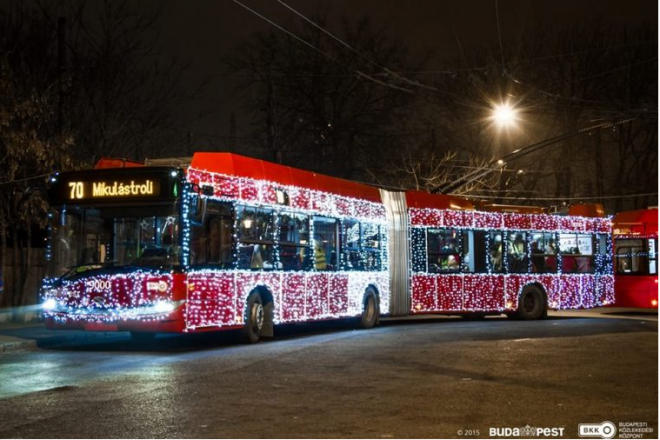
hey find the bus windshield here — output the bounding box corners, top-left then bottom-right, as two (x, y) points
(47, 204), (180, 278)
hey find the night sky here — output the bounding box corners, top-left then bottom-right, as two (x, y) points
(153, 0), (657, 147)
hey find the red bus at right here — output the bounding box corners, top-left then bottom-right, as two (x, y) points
(613, 208), (658, 309)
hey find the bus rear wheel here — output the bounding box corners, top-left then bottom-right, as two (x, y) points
(359, 288), (380, 329)
(516, 286), (546, 320)
(242, 293), (265, 344)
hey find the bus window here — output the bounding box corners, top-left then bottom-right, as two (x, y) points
(361, 223), (382, 271)
(342, 219), (363, 270)
(207, 202), (233, 265)
(190, 201), (232, 267)
(313, 217), (338, 271)
(507, 232), (529, 273)
(559, 233), (594, 273)
(530, 232), (557, 273)
(236, 206), (275, 270)
(615, 239), (645, 274)
(649, 239), (658, 275)
(466, 230), (488, 273)
(594, 234), (610, 274)
(489, 232), (505, 273)
(278, 212), (310, 271)
(410, 228), (426, 272)
(427, 229), (462, 273)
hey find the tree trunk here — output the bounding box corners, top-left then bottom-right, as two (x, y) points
(0, 208), (5, 308)
(19, 226), (32, 308)
(11, 226), (19, 311)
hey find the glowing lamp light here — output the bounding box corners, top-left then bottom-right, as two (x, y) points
(243, 218), (253, 229)
(43, 298), (57, 310)
(491, 102), (518, 128)
(652, 299), (658, 307)
(154, 300), (175, 313)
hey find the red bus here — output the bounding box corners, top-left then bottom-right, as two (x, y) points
(613, 208), (658, 308)
(41, 153), (614, 342)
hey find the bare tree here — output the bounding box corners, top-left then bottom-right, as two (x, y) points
(0, 0), (200, 311)
(225, 13), (421, 180)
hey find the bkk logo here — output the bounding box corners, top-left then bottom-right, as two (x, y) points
(579, 422), (617, 439)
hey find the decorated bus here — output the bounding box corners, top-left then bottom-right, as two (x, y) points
(612, 208), (658, 308)
(41, 153), (614, 342)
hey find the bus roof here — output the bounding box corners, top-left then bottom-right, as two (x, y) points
(613, 208), (658, 236)
(189, 152), (383, 204)
(405, 190), (474, 211)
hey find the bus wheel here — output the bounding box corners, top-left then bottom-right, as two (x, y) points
(130, 332), (156, 342)
(516, 286), (546, 320)
(242, 293), (265, 344)
(359, 288), (379, 329)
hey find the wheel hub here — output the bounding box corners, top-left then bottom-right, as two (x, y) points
(252, 303), (264, 331)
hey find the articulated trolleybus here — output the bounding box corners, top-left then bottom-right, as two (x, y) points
(42, 153), (614, 342)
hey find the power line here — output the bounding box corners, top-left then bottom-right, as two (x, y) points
(275, 0), (459, 97)
(0, 173), (51, 186)
(232, 0), (414, 94)
(494, 0), (507, 74)
(437, 117), (637, 194)
(572, 56), (658, 83)
(199, 38), (658, 79)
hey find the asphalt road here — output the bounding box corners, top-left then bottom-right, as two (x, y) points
(0, 313), (657, 439)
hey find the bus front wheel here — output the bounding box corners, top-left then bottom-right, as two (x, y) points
(515, 286), (546, 320)
(359, 288), (380, 329)
(242, 293), (265, 344)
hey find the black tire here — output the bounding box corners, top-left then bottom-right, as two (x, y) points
(516, 286), (546, 320)
(130, 332), (156, 342)
(242, 293), (265, 344)
(359, 288), (379, 329)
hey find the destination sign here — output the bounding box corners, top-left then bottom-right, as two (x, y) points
(68, 179), (158, 200)
(50, 168), (177, 205)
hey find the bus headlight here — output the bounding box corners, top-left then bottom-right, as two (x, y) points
(154, 300), (176, 313)
(43, 298), (58, 311)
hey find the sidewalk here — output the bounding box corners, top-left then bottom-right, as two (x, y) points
(0, 321), (130, 354)
(551, 306), (658, 321)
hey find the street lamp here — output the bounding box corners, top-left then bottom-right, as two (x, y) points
(491, 101), (519, 129)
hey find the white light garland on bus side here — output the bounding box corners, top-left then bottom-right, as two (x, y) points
(173, 168), (393, 330)
(410, 272), (615, 313)
(183, 269), (389, 330)
(186, 168), (387, 224)
(407, 206), (614, 313)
